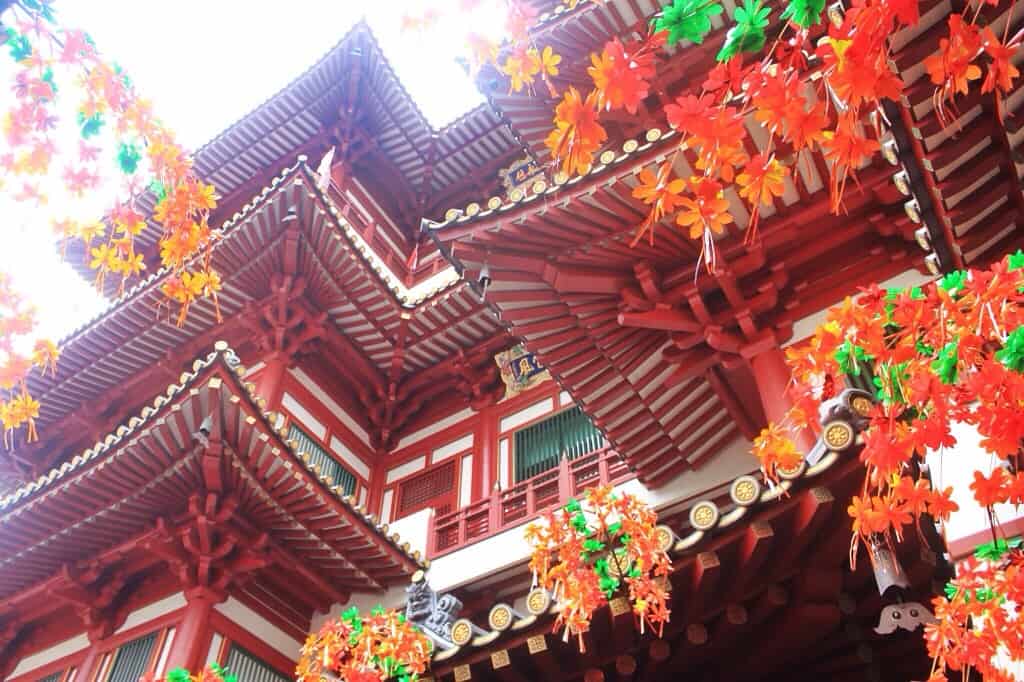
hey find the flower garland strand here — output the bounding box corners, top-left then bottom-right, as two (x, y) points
(748, 252), (1024, 679)
(1, 0), (221, 323)
(524, 485), (671, 650)
(295, 605), (433, 682)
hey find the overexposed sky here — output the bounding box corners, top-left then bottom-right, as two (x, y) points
(0, 0), (500, 342)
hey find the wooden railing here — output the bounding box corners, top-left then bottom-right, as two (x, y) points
(426, 447), (634, 558)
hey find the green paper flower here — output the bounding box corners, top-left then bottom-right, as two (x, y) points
(780, 0), (825, 27)
(117, 142), (141, 174)
(1009, 249), (1024, 272)
(166, 669), (190, 682)
(997, 326), (1024, 372)
(717, 0), (770, 61)
(940, 270), (967, 295)
(873, 362), (909, 404)
(565, 498), (582, 513)
(77, 111), (104, 139)
(835, 339), (871, 376)
(572, 511), (589, 534)
(6, 28), (32, 62)
(931, 339), (959, 385)
(654, 0), (724, 46)
(974, 536), (1022, 561)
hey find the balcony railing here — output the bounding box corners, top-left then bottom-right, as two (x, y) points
(426, 447), (634, 558)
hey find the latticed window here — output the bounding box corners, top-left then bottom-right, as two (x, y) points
(398, 460), (456, 517)
(36, 671), (64, 682)
(513, 406), (605, 482)
(224, 644), (290, 682)
(287, 424), (357, 496)
(106, 632), (158, 682)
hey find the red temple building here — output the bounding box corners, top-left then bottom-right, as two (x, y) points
(1, 2), (1021, 681)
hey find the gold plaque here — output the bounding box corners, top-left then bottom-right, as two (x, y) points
(609, 597), (630, 616)
(454, 664), (472, 682)
(526, 587), (552, 615)
(527, 634), (548, 654)
(730, 476), (761, 506)
(491, 650), (510, 669)
(689, 501), (720, 531)
(450, 619), (474, 646)
(488, 604), (513, 631)
(851, 395), (872, 418)
(654, 524), (675, 552)
(823, 420), (855, 451)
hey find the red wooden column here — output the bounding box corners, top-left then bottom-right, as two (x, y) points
(253, 356), (288, 411)
(162, 588), (224, 672)
(748, 347), (816, 452)
(474, 405), (497, 501)
(72, 644), (102, 682)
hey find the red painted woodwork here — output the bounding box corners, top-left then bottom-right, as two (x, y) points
(161, 588), (222, 672)
(427, 447), (632, 557)
(748, 347), (816, 452)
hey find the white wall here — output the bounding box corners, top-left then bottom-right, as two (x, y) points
(9, 634), (90, 678)
(926, 421), (1024, 558)
(215, 597), (304, 661)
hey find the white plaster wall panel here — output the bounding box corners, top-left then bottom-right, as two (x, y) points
(499, 438), (510, 490)
(397, 408), (475, 450)
(330, 435), (370, 479)
(281, 392), (327, 440)
(432, 434), (474, 462)
(500, 398), (554, 433)
(215, 597), (303, 660)
(389, 507), (431, 557)
(288, 367), (371, 446)
(386, 455), (427, 483)
(558, 390), (572, 407)
(154, 627), (176, 676)
(358, 486), (367, 507)
(205, 632), (225, 666)
(9, 634), (90, 677)
(115, 592), (186, 635)
(459, 454), (474, 508)
(926, 421), (1024, 557)
(381, 489), (395, 524)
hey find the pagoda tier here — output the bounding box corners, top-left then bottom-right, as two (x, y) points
(0, 344), (421, 675)
(420, 444), (943, 682)
(885, 0), (1024, 267)
(66, 21), (529, 293)
(425, 123), (923, 485)
(481, 0), (1024, 270)
(10, 162), (514, 482)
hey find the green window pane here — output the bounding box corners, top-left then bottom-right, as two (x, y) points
(107, 632), (157, 682)
(513, 406), (604, 482)
(224, 644), (290, 682)
(287, 424), (357, 496)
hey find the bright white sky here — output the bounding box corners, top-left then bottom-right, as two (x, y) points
(0, 0), (502, 342)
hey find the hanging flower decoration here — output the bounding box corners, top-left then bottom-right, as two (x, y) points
(747, 252), (1024, 679)
(428, 0), (1018, 274)
(927, 541), (1024, 681)
(295, 605), (432, 682)
(162, 664), (237, 682)
(524, 485), (671, 650)
(0, 0), (220, 323)
(0, 274), (54, 446)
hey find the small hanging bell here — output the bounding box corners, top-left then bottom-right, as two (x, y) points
(868, 535), (911, 598)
